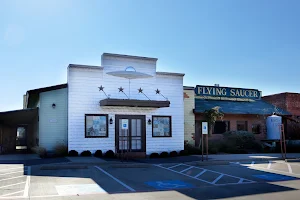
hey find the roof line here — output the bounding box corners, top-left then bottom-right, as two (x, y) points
(102, 53), (158, 61)
(156, 72), (185, 76)
(0, 108), (38, 115)
(68, 64), (104, 70)
(27, 83), (67, 94)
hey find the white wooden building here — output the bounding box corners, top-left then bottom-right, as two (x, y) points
(67, 53), (184, 156)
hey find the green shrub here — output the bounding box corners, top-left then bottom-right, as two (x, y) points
(170, 151), (178, 157)
(150, 153), (159, 158)
(160, 151), (169, 158)
(54, 143), (68, 157)
(94, 150), (103, 158)
(222, 131), (262, 153)
(32, 146), (47, 158)
(184, 144), (202, 155)
(179, 150), (189, 156)
(68, 150), (79, 157)
(105, 150), (115, 158)
(81, 150), (92, 157)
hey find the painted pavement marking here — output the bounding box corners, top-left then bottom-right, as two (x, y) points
(95, 166), (135, 192)
(0, 190), (24, 197)
(0, 165), (29, 198)
(287, 163), (293, 174)
(253, 174), (298, 181)
(145, 180), (195, 190)
(231, 161), (300, 176)
(23, 166), (31, 197)
(155, 163), (255, 186)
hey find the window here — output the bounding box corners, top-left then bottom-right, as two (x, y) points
(252, 124), (261, 134)
(214, 121), (230, 134)
(85, 114), (108, 138)
(237, 121), (248, 131)
(152, 116), (172, 137)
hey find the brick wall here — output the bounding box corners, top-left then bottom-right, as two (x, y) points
(183, 89), (195, 145)
(286, 93), (300, 116)
(195, 113), (266, 141)
(262, 93), (287, 111)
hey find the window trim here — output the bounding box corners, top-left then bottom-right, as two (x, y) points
(85, 114), (109, 138)
(213, 120), (230, 134)
(236, 121), (248, 131)
(152, 115), (172, 137)
(252, 123), (261, 134)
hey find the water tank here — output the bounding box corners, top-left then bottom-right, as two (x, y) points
(266, 115), (282, 140)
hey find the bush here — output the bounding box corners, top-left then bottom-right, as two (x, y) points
(179, 150), (189, 156)
(150, 153), (159, 158)
(160, 151), (169, 158)
(105, 150), (115, 158)
(170, 151), (178, 157)
(184, 144), (202, 155)
(32, 146), (47, 158)
(68, 150), (79, 157)
(54, 143), (68, 157)
(221, 131), (262, 153)
(94, 150), (103, 158)
(81, 150), (92, 157)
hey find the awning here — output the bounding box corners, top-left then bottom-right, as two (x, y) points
(100, 98), (170, 108)
(194, 99), (290, 115)
(0, 108), (38, 125)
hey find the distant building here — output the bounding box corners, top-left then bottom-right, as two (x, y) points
(184, 85), (290, 146)
(263, 93), (300, 140)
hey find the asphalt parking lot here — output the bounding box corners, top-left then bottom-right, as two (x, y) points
(0, 160), (300, 199)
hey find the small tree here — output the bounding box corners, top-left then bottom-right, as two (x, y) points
(204, 106), (224, 135)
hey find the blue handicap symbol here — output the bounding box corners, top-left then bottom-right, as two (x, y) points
(145, 180), (195, 190)
(253, 174), (298, 181)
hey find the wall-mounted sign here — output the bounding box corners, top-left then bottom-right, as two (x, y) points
(195, 85), (261, 101)
(121, 119), (129, 130)
(202, 122), (208, 135)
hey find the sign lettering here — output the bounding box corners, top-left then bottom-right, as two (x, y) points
(195, 85), (261, 100)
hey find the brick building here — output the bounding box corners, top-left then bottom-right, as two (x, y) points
(184, 85), (290, 146)
(263, 93), (300, 139)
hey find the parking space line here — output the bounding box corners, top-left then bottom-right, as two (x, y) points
(168, 164), (183, 169)
(268, 161), (272, 169)
(180, 166), (194, 173)
(23, 166), (31, 197)
(154, 164), (213, 185)
(287, 164), (293, 173)
(0, 182), (26, 189)
(212, 174), (224, 184)
(195, 170), (207, 178)
(0, 190), (24, 197)
(94, 166), (135, 192)
(0, 175), (24, 182)
(156, 163), (255, 186)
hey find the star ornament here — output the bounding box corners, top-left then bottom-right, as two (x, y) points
(98, 85), (104, 91)
(155, 89), (160, 94)
(138, 87), (143, 93)
(118, 87), (124, 92)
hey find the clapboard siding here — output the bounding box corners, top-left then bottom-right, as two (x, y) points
(39, 88), (68, 151)
(68, 55), (184, 154)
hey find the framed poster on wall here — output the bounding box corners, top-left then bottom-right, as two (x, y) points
(85, 114), (108, 137)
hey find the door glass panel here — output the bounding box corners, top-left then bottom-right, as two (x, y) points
(16, 127), (27, 150)
(136, 140), (141, 149)
(136, 119), (141, 136)
(131, 119), (137, 136)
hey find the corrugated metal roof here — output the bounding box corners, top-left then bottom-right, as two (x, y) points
(195, 99), (290, 115)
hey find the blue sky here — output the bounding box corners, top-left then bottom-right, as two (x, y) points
(1, 0), (300, 111)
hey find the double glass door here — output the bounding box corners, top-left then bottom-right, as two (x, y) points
(116, 115), (145, 152)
